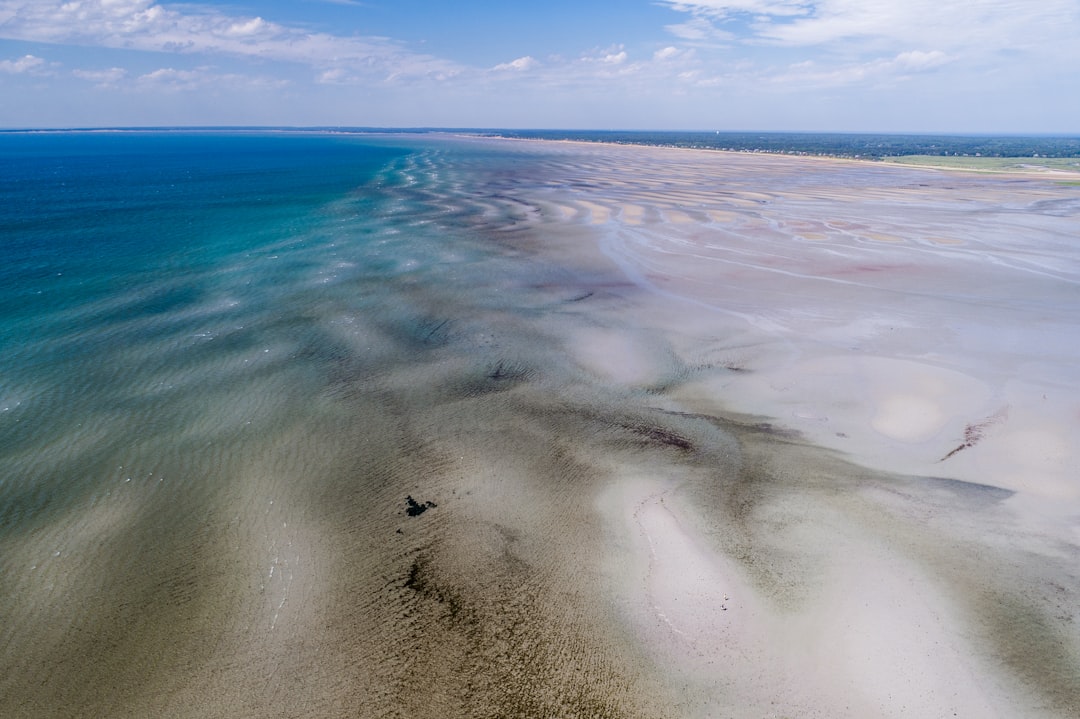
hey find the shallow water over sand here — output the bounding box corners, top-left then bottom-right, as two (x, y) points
(1, 134), (1078, 717)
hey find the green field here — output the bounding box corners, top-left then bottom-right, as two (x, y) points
(880, 155), (1080, 174)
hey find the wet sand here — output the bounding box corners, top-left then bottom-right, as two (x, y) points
(2, 137), (1078, 717)
(435, 139), (1080, 717)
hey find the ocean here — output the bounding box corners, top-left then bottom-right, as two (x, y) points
(1, 130), (680, 717)
(1, 131), (422, 543)
(2, 131), (1078, 718)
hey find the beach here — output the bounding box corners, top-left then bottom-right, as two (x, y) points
(477, 139), (1080, 717)
(1, 133), (1078, 717)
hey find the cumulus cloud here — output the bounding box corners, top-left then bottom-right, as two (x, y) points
(221, 17), (270, 38)
(579, 47), (629, 65)
(654, 0), (1079, 96)
(1, 0), (1075, 128)
(493, 56), (538, 72)
(0, 0), (461, 81)
(0, 53), (45, 73)
(662, 0), (1080, 53)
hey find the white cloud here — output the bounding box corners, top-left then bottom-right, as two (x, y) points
(0, 0), (1075, 130)
(138, 67), (203, 90)
(664, 1), (811, 18)
(666, 16), (734, 41)
(579, 47), (629, 65)
(494, 56), (538, 72)
(72, 66), (127, 86)
(769, 49), (953, 88)
(0, 53), (45, 73)
(655, 0), (1080, 98)
(662, 0), (1080, 55)
(222, 17), (271, 38)
(133, 66), (288, 92)
(0, 0), (461, 82)
(894, 50), (950, 71)
(317, 68), (349, 84)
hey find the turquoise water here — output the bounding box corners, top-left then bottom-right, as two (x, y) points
(1, 132), (412, 526)
(0, 131), (666, 717)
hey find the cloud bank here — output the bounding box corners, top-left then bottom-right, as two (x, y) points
(0, 0), (460, 81)
(0, 0), (1076, 130)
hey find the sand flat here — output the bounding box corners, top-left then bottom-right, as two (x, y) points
(526, 141), (1080, 497)
(494, 138), (1080, 716)
(5, 135), (1077, 718)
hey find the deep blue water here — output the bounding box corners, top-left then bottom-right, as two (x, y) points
(0, 129), (578, 551)
(0, 133), (433, 529)
(0, 133), (407, 329)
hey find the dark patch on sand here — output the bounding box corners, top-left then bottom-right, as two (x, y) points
(615, 420), (696, 451)
(405, 495), (438, 517)
(939, 407), (1009, 462)
(453, 359), (535, 398)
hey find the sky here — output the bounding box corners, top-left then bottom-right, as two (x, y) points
(1, 0), (1078, 132)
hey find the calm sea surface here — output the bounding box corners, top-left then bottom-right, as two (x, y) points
(1, 132), (616, 715)
(1, 132), (418, 526)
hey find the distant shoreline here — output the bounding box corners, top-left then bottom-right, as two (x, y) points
(2, 125), (1078, 163)
(480, 133), (1080, 177)
(4, 126), (1078, 176)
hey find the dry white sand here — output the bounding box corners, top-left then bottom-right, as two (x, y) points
(513, 140), (1080, 717)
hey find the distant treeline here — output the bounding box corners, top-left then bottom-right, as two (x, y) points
(480, 130), (1080, 160)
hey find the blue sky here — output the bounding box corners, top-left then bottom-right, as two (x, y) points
(1, 0), (1077, 132)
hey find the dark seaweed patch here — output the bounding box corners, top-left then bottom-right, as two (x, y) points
(402, 555), (464, 621)
(621, 422), (695, 451)
(405, 495), (437, 517)
(487, 360), (523, 381)
(939, 407), (1008, 462)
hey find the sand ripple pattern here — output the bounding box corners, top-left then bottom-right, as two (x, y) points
(1, 136), (1079, 718)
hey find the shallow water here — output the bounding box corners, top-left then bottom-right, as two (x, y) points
(1, 133), (1078, 718)
(0, 131), (678, 717)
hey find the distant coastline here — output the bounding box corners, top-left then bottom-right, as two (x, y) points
(481, 129), (1080, 164)
(2, 126), (1079, 164)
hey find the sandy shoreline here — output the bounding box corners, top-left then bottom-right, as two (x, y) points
(481, 132), (1080, 178)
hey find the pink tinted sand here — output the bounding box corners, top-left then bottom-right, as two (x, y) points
(530, 141), (1080, 717)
